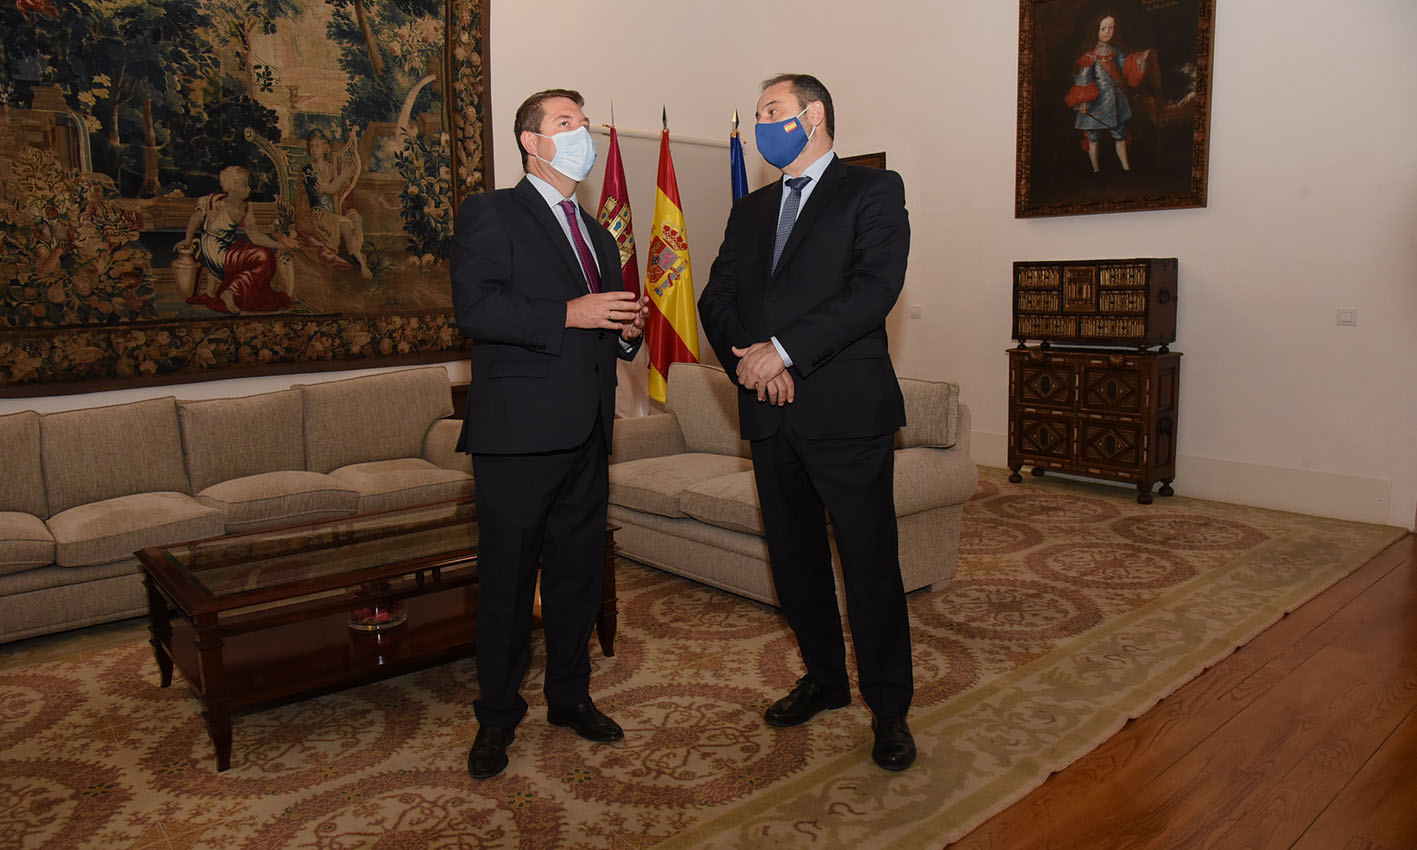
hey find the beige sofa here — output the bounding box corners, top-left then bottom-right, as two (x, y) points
(607, 363), (977, 605)
(0, 366), (473, 644)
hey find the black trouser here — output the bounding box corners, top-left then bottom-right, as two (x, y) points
(751, 420), (913, 718)
(471, 426), (607, 728)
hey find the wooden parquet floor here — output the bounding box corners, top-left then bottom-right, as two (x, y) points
(949, 532), (1417, 850)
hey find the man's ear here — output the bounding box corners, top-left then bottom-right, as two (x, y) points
(520, 130), (538, 161)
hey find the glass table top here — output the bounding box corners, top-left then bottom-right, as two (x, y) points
(152, 499), (478, 599)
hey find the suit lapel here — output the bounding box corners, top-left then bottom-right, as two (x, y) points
(514, 177), (587, 295)
(772, 156), (847, 279)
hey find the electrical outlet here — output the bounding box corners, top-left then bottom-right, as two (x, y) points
(909, 305), (922, 319)
(1336, 309), (1357, 326)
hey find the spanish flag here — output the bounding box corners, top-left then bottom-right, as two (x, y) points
(644, 127), (700, 403)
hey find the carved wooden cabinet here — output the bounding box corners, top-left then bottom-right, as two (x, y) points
(1007, 347), (1181, 503)
(1013, 258), (1177, 350)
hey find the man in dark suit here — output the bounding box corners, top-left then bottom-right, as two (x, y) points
(698, 74), (916, 771)
(451, 88), (648, 779)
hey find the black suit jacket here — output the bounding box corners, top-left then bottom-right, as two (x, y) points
(699, 156), (909, 441)
(451, 177), (637, 455)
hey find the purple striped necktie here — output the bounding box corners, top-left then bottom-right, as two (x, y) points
(557, 199), (602, 293)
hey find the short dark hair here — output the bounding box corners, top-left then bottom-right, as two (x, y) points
(760, 74), (834, 139)
(514, 88), (585, 169)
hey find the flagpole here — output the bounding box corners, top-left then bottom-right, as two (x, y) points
(589, 126), (729, 148)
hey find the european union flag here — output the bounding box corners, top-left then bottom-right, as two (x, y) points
(730, 130), (749, 203)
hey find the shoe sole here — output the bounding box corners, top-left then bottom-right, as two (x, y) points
(872, 754), (915, 772)
(547, 716), (624, 743)
(763, 697), (851, 728)
(467, 753), (509, 779)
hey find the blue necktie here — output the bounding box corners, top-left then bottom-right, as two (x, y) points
(772, 175), (812, 273)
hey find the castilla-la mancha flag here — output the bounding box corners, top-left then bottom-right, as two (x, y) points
(644, 128), (700, 403)
(596, 126), (639, 297)
(597, 125), (649, 417)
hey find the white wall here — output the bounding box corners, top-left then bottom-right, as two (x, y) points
(5, 1), (1414, 530)
(485, 0), (1417, 530)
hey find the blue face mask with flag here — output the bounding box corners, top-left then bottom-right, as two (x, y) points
(755, 106), (813, 169)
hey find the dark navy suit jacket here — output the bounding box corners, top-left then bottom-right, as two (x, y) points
(451, 177), (637, 455)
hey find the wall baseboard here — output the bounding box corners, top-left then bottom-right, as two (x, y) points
(969, 431), (1408, 529)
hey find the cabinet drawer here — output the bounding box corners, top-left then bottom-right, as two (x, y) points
(1013, 361), (1075, 408)
(1079, 363), (1144, 414)
(1013, 413), (1073, 462)
(1078, 419), (1143, 471)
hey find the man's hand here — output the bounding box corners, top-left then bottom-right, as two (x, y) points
(566, 291), (641, 330)
(619, 292), (650, 341)
(731, 341), (785, 390)
(758, 370), (794, 406)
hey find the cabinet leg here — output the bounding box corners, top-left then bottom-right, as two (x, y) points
(1136, 483), (1154, 505)
(1030, 467), (1046, 478)
(1159, 480), (1175, 497)
(1008, 466), (1023, 484)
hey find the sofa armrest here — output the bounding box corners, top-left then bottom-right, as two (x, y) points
(610, 413), (687, 464)
(422, 418), (474, 475)
(894, 446), (979, 517)
(954, 403), (972, 455)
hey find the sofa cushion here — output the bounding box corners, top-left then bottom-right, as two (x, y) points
(179, 390), (306, 492)
(196, 471), (360, 533)
(680, 470), (765, 535)
(609, 453), (753, 518)
(665, 363), (750, 458)
(328, 458), (473, 513)
(41, 397), (190, 515)
(47, 492), (224, 567)
(301, 367), (453, 474)
(0, 411), (47, 517)
(897, 378), (959, 449)
(0, 512), (54, 576)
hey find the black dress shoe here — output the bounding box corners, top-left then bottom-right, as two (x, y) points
(871, 716), (916, 771)
(467, 724), (515, 779)
(764, 677), (851, 727)
(547, 700), (624, 742)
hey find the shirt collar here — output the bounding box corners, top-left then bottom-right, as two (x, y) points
(526, 172), (572, 208)
(783, 150), (835, 187)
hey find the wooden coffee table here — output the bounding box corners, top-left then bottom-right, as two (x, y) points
(137, 499), (617, 771)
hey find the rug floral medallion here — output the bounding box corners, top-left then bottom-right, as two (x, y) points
(0, 469), (1404, 849)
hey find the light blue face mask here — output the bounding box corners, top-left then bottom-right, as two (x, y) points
(535, 126), (598, 182)
(755, 105), (813, 170)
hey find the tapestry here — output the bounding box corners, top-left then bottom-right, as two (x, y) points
(0, 0), (490, 396)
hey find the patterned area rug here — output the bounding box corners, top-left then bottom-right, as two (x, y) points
(1, 468), (1404, 850)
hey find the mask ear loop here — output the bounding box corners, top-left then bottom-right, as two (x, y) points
(796, 105), (816, 143)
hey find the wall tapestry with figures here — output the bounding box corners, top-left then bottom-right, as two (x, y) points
(0, 0), (491, 396)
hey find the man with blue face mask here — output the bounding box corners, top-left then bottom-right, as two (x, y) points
(700, 74), (916, 771)
(451, 88), (650, 779)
